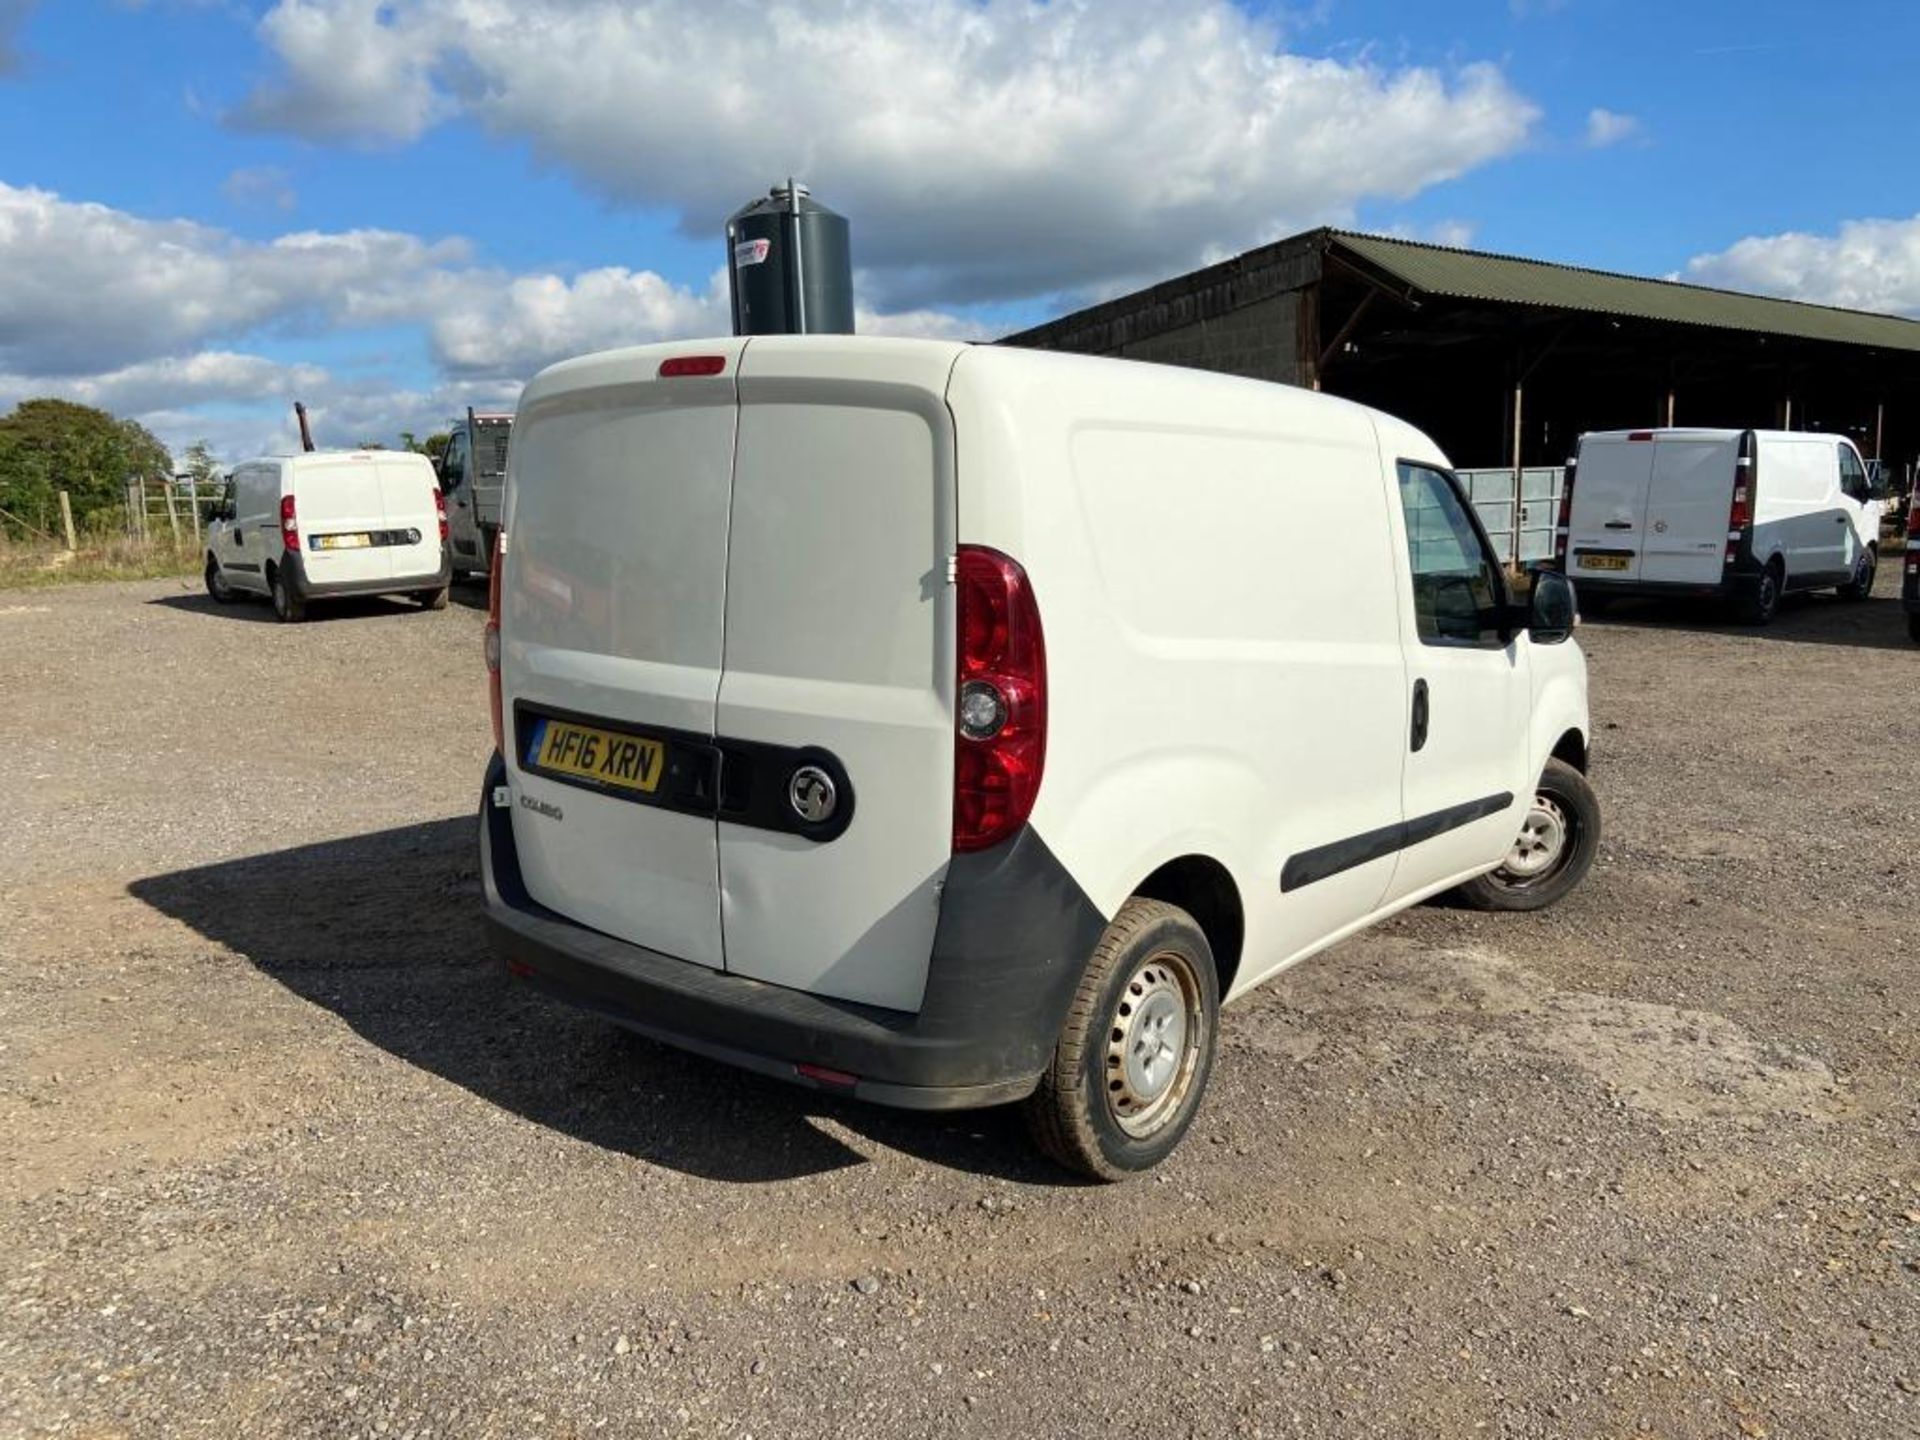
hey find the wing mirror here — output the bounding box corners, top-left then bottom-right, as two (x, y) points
(1526, 568), (1577, 643)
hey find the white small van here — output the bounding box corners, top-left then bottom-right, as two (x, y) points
(205, 450), (452, 622)
(1560, 428), (1886, 623)
(479, 338), (1598, 1178)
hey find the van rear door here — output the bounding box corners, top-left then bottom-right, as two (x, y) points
(1640, 434), (1737, 585)
(376, 455), (442, 582)
(500, 342), (745, 971)
(1566, 433), (1654, 581)
(714, 339), (961, 1013)
(299, 456), (392, 588)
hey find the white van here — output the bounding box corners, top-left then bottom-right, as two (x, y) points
(478, 338), (1598, 1179)
(1560, 428), (1886, 623)
(204, 450), (452, 622)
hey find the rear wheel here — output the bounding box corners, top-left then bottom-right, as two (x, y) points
(417, 585), (450, 611)
(269, 566), (305, 624)
(1909, 612), (1920, 645)
(1734, 559), (1783, 626)
(1024, 898), (1220, 1181)
(1836, 546), (1876, 601)
(1454, 758), (1601, 913)
(204, 555), (237, 604)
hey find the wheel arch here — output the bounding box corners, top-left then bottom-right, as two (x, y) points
(1128, 854), (1245, 1000)
(1550, 727), (1589, 774)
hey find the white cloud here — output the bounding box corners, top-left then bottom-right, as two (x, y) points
(222, 165), (298, 212)
(0, 351), (326, 419)
(0, 181), (724, 381)
(231, 0), (443, 143)
(234, 0), (1538, 306)
(1682, 215), (1920, 316)
(1584, 107), (1640, 148)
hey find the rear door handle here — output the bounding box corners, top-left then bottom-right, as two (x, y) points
(1604, 521), (1632, 530)
(1410, 679), (1429, 753)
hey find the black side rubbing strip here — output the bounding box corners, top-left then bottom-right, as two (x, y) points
(1280, 792), (1515, 893)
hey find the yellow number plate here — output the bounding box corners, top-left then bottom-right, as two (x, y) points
(528, 718), (664, 794)
(317, 533), (372, 549)
(1578, 553), (1630, 572)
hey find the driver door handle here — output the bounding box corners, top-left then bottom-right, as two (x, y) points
(1410, 679), (1430, 753)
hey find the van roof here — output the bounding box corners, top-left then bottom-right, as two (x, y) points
(246, 449), (437, 466)
(1582, 427), (1848, 445)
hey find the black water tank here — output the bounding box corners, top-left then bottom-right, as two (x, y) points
(726, 181), (854, 336)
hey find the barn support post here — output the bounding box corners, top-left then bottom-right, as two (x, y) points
(1872, 400), (1884, 461)
(1664, 387), (1676, 427)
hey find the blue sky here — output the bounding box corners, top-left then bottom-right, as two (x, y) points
(0, 0), (1915, 460)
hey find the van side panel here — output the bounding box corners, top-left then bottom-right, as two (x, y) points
(501, 358), (744, 972)
(1755, 437), (1842, 581)
(716, 342), (960, 1012)
(948, 348), (1411, 1000)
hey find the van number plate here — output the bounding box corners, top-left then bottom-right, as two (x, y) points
(525, 717), (664, 794)
(315, 532), (372, 549)
(1577, 553), (1630, 572)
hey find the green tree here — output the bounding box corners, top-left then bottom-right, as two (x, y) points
(0, 400), (171, 537)
(181, 439), (220, 488)
(423, 431), (451, 463)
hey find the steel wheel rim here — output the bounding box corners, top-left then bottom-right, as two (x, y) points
(1105, 949), (1205, 1139)
(1497, 792), (1570, 884)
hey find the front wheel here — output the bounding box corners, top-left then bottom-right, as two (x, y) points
(1908, 611), (1920, 645)
(1836, 546), (1876, 601)
(1024, 898), (1220, 1181)
(1454, 757), (1601, 913)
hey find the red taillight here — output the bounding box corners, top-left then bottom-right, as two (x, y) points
(279, 494), (299, 552)
(658, 355), (727, 378)
(485, 531), (505, 755)
(1554, 456), (1576, 564)
(1907, 498), (1920, 576)
(434, 487), (448, 543)
(1628, 431), (1654, 442)
(1726, 448), (1755, 566)
(953, 546), (1046, 853)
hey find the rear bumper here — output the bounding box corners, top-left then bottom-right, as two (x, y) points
(286, 547), (451, 601)
(477, 754), (1106, 1111)
(1571, 570), (1762, 603)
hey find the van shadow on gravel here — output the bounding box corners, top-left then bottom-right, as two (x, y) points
(128, 818), (1060, 1187)
(1579, 590), (1914, 652)
(148, 593), (432, 624)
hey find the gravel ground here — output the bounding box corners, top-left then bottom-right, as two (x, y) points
(2, 574), (1916, 1440)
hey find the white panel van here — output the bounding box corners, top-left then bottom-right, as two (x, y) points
(205, 450), (452, 622)
(479, 338), (1598, 1178)
(1560, 428), (1886, 623)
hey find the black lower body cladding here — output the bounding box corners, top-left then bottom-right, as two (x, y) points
(477, 754), (1108, 1109)
(283, 547), (453, 602)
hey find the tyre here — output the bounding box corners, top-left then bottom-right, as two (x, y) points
(1024, 898), (1220, 1181)
(417, 585), (450, 611)
(204, 555), (237, 605)
(1734, 559), (1783, 625)
(1578, 592), (1613, 618)
(1836, 546), (1876, 601)
(1454, 757), (1601, 913)
(270, 566), (306, 624)
(1909, 611), (1920, 645)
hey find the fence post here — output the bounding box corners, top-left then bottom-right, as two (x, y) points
(162, 478), (181, 542)
(187, 476), (201, 545)
(57, 491), (77, 553)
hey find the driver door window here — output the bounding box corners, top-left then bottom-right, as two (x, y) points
(1396, 461), (1509, 647)
(1837, 446), (1870, 503)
